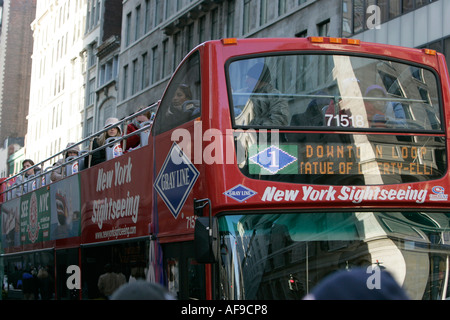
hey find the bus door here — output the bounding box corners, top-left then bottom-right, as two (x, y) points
(162, 241), (205, 299)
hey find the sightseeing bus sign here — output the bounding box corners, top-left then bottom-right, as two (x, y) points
(247, 136), (441, 180)
(80, 149), (152, 244)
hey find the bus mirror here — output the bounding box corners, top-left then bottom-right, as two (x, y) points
(194, 217), (218, 263)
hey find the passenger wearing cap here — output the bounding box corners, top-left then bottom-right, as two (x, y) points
(87, 117), (123, 167)
(51, 143), (80, 182)
(364, 85), (406, 128)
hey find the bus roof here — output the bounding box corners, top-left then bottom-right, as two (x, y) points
(204, 37), (442, 70)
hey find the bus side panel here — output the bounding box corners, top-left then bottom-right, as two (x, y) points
(153, 122), (199, 242)
(80, 146), (153, 244)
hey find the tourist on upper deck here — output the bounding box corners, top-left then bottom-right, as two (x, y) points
(87, 117), (123, 167)
(51, 143), (80, 182)
(124, 107), (150, 152)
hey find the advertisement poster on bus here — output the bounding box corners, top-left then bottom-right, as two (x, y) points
(19, 187), (51, 245)
(1, 197), (20, 248)
(1, 174), (81, 251)
(80, 149), (152, 244)
(50, 174), (81, 239)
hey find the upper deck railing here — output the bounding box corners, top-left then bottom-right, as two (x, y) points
(0, 103), (158, 201)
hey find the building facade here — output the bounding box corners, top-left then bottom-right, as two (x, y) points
(0, 0), (36, 174)
(113, 0), (342, 122)
(342, 0), (449, 67)
(82, 0), (122, 141)
(26, 0), (86, 163)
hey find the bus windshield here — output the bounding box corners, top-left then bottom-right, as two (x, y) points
(228, 54), (441, 131)
(218, 211), (450, 300)
(227, 54), (446, 186)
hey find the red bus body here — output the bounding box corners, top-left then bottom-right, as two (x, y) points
(2, 38), (450, 300)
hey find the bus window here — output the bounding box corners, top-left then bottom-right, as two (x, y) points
(163, 242), (206, 300)
(227, 54), (445, 186)
(218, 211), (450, 300)
(228, 54), (441, 131)
(154, 51), (201, 135)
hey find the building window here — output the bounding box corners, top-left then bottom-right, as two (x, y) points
(88, 79), (96, 106)
(132, 59), (139, 94)
(227, 0), (236, 37)
(243, 0), (251, 35)
(154, 0), (163, 27)
(88, 43), (97, 68)
(122, 65), (129, 100)
(199, 16), (206, 43)
(260, 0), (268, 26)
(173, 33), (182, 71)
(154, 51), (201, 134)
(125, 12), (131, 47)
(142, 52), (148, 89)
(135, 5), (141, 41)
(165, 0), (173, 20)
(211, 8), (219, 40)
(186, 24), (194, 54)
(317, 19), (330, 37)
(151, 46), (159, 84)
(295, 29), (307, 38)
(162, 39), (170, 78)
(145, 0), (151, 33)
(98, 56), (118, 87)
(278, 0), (287, 16)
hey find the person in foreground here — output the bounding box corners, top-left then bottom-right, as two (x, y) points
(303, 268), (410, 300)
(110, 280), (176, 300)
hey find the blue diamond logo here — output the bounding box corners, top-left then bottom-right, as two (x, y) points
(249, 145), (297, 174)
(154, 143), (200, 219)
(224, 184), (257, 202)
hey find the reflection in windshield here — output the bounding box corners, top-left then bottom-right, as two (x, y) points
(218, 212), (450, 300)
(228, 55), (441, 131)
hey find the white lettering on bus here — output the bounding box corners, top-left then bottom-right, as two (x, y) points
(262, 187), (299, 201)
(91, 192), (140, 230)
(96, 157), (133, 192)
(261, 186), (428, 204)
(91, 158), (141, 230)
(160, 168), (191, 191)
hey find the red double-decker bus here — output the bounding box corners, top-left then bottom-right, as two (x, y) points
(1, 37), (450, 300)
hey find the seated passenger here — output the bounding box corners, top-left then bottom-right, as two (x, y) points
(51, 143), (80, 182)
(11, 159), (39, 195)
(237, 62), (289, 126)
(87, 117), (123, 167)
(124, 108), (150, 152)
(291, 98), (327, 127)
(22, 159), (36, 178)
(164, 84), (199, 129)
(364, 85), (406, 128)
